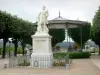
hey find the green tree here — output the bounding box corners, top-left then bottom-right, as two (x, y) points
(0, 10), (5, 37)
(0, 10), (36, 57)
(11, 16), (22, 56)
(19, 22), (36, 55)
(0, 11), (13, 58)
(11, 17), (35, 56)
(92, 6), (100, 54)
(49, 29), (65, 47)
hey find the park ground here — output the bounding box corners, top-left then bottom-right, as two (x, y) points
(0, 54), (100, 75)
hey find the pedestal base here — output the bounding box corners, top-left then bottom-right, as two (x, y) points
(31, 53), (53, 68)
(31, 33), (53, 68)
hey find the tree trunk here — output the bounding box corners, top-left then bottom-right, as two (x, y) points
(22, 41), (25, 56)
(14, 39), (18, 57)
(2, 38), (7, 58)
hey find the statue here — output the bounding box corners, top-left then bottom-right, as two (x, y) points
(37, 6), (49, 33)
(25, 44), (32, 59)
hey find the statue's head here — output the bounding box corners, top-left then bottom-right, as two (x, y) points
(43, 6), (46, 10)
(26, 44), (29, 48)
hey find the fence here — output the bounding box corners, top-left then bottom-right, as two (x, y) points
(9, 55), (30, 68)
(53, 54), (72, 69)
(8, 55), (72, 68)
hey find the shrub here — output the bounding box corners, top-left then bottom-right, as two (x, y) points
(53, 52), (91, 59)
(6, 47), (14, 53)
(55, 45), (60, 50)
(53, 62), (65, 66)
(53, 52), (68, 59)
(0, 48), (2, 55)
(68, 52), (91, 59)
(18, 60), (30, 66)
(53, 52), (70, 66)
(17, 48), (23, 54)
(90, 51), (95, 53)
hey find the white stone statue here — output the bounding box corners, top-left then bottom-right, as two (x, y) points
(25, 44), (31, 56)
(37, 6), (49, 33)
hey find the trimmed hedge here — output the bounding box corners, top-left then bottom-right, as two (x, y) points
(69, 52), (91, 59)
(0, 48), (2, 55)
(53, 52), (68, 59)
(53, 52), (91, 59)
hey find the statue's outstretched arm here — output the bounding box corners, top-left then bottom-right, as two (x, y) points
(46, 11), (49, 17)
(37, 13), (40, 22)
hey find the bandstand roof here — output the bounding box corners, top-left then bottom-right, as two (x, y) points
(33, 11), (90, 29)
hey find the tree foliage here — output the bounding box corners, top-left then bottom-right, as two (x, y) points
(68, 24), (91, 48)
(92, 6), (100, 54)
(0, 11), (14, 58)
(49, 29), (65, 47)
(0, 10), (35, 57)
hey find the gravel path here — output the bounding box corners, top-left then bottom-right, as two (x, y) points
(0, 58), (9, 69)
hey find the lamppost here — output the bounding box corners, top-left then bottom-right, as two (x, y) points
(65, 27), (68, 52)
(66, 26), (70, 52)
(80, 26), (82, 50)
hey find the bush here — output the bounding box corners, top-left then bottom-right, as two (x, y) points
(5, 47), (22, 54)
(55, 45), (60, 50)
(68, 52), (91, 59)
(53, 52), (91, 59)
(53, 52), (68, 59)
(6, 47), (14, 53)
(17, 48), (23, 54)
(53, 62), (65, 66)
(90, 51), (95, 53)
(18, 60), (30, 66)
(53, 52), (70, 66)
(0, 48), (2, 55)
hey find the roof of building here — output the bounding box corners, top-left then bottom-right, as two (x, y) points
(52, 11), (67, 20)
(52, 16), (66, 20)
(48, 19), (89, 25)
(33, 11), (90, 27)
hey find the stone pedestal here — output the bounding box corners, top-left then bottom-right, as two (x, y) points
(31, 33), (53, 68)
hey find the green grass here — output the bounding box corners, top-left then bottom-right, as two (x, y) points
(0, 47), (23, 55)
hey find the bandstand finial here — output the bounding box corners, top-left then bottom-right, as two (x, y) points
(59, 10), (61, 17)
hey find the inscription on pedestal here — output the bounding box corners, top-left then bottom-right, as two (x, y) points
(34, 40), (46, 53)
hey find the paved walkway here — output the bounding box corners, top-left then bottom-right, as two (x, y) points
(0, 58), (100, 75)
(0, 58), (9, 69)
(90, 54), (100, 70)
(69, 59), (100, 75)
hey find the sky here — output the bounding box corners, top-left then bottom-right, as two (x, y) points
(0, 0), (100, 23)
